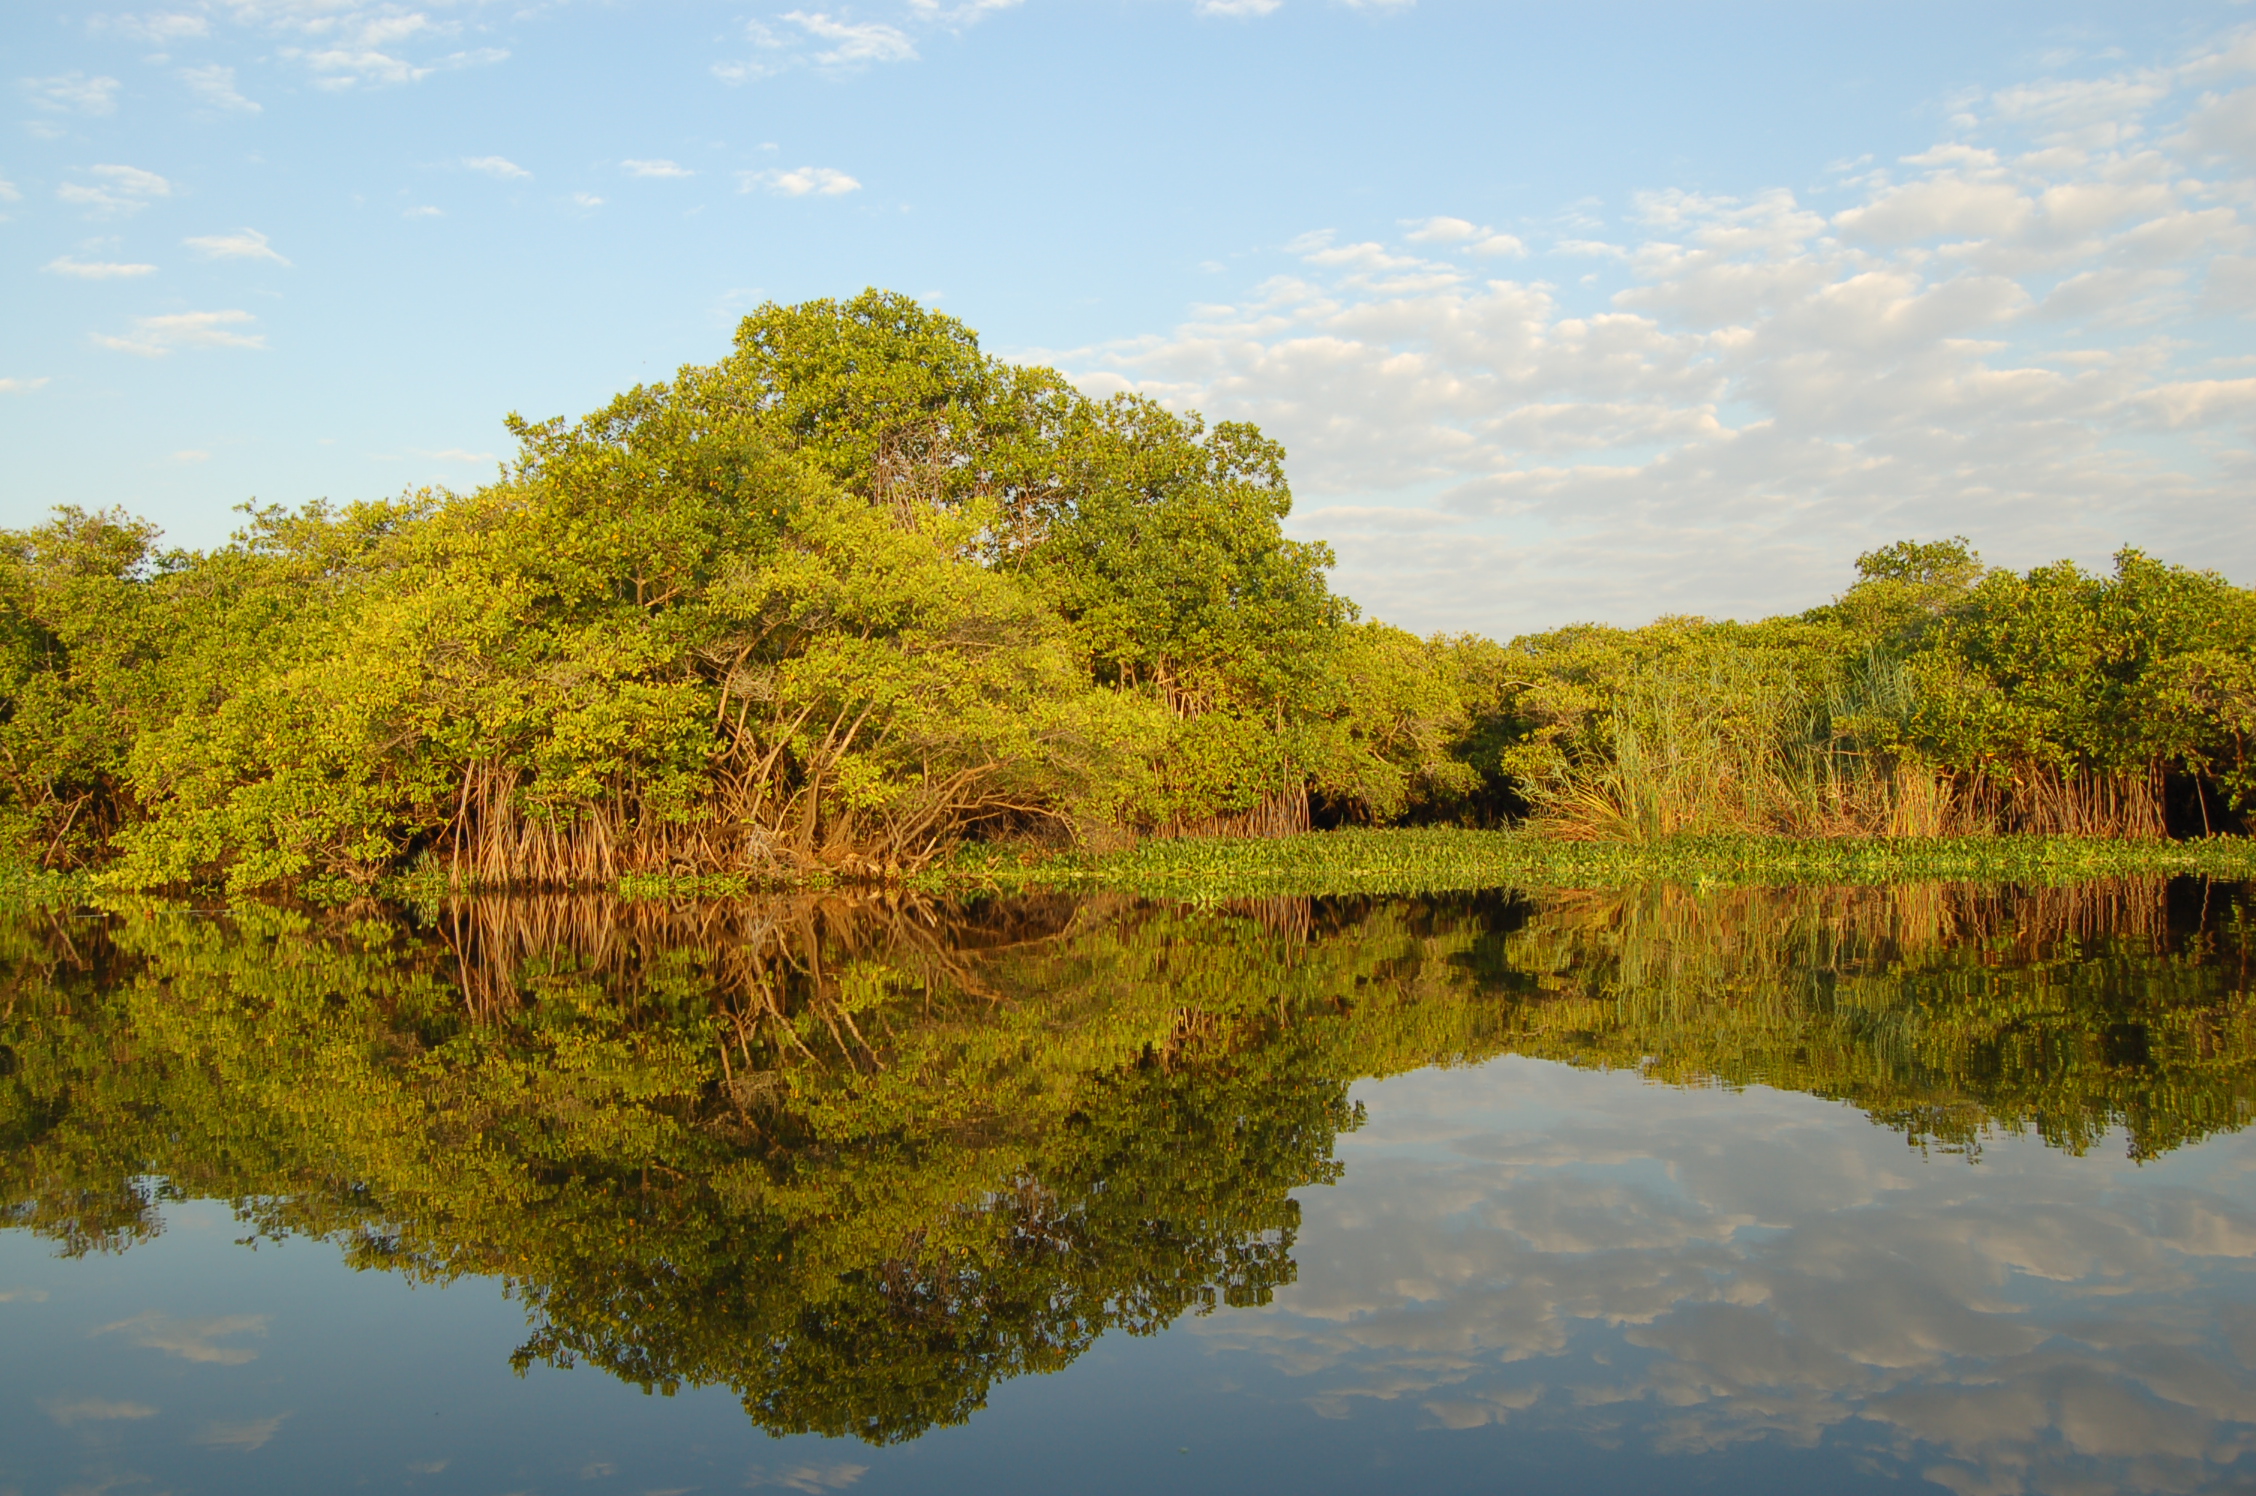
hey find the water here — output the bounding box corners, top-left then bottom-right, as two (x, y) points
(3, 880), (2253, 1493)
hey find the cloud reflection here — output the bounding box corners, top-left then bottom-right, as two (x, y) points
(1195, 1057), (2256, 1495)
(92, 1310), (269, 1364)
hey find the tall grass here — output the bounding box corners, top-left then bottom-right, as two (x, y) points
(1523, 651), (2168, 843)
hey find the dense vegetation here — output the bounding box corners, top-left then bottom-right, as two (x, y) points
(4, 290), (2252, 894)
(3, 882), (2248, 1438)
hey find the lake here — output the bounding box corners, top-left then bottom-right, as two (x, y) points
(4, 879), (2253, 1494)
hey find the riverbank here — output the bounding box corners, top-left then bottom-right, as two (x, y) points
(949, 828), (2256, 902)
(646, 828), (2256, 903)
(10, 829), (2255, 911)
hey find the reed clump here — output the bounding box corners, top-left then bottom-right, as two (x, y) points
(1485, 540), (2251, 845)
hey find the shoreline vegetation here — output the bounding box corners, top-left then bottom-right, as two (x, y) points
(8, 829), (2256, 909)
(6, 290), (2254, 902)
(945, 829), (2256, 901)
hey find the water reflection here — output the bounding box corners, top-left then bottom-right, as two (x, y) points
(1, 878), (2252, 1489)
(1203, 1058), (2256, 1496)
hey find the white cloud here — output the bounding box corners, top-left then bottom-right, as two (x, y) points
(715, 9), (927, 79)
(1404, 217), (1527, 257)
(181, 63), (259, 112)
(1404, 216), (1479, 243)
(1058, 28), (2256, 635)
(414, 447), (496, 462)
(2179, 83), (2256, 168)
(24, 72), (122, 115)
(193, 6), (515, 91)
(45, 255), (157, 278)
(311, 45), (509, 89)
(571, 191), (602, 207)
(184, 227), (288, 264)
(0, 377), (50, 394)
(94, 12), (209, 43)
(1297, 238), (1422, 272)
(147, 0), (514, 91)
(622, 158), (694, 178)
(90, 163), (170, 195)
(92, 309), (266, 356)
(403, 204), (442, 218)
(1197, 0), (1283, 15)
(1835, 175), (2032, 244)
(782, 11), (918, 68)
(905, 0), (1024, 25)
(57, 163), (174, 217)
(170, 448), (211, 462)
(308, 50), (422, 86)
(2207, 254), (2256, 313)
(0, 177), (18, 202)
(740, 165), (861, 197)
(462, 154), (529, 179)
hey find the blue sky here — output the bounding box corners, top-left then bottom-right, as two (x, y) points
(7, 1), (2254, 634)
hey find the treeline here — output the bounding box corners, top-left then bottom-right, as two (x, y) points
(3, 290), (2253, 892)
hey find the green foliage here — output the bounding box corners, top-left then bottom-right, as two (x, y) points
(1899, 549), (2256, 818)
(1835, 534), (1987, 644)
(1301, 623), (1480, 822)
(1015, 398), (1354, 828)
(1479, 545), (2256, 842)
(723, 288), (1073, 513)
(0, 506), (187, 865)
(0, 294), (1388, 889)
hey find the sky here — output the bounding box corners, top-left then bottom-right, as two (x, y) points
(5, 0), (2254, 636)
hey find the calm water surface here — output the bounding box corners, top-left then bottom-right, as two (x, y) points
(3, 881), (2253, 1494)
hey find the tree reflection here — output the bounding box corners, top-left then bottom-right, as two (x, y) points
(1482, 878), (2256, 1157)
(0, 878), (2250, 1442)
